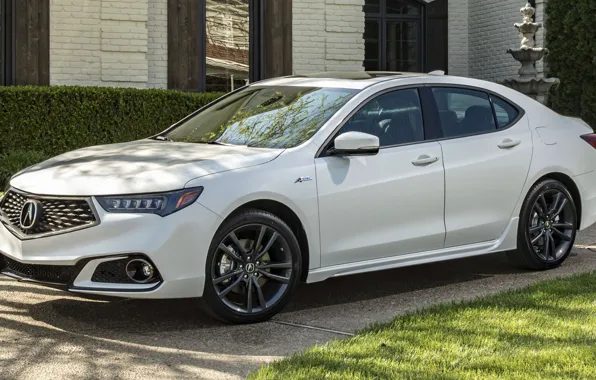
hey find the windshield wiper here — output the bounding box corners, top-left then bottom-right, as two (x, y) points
(151, 136), (173, 142)
(205, 141), (248, 147)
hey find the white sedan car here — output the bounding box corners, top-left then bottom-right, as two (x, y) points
(1, 72), (596, 323)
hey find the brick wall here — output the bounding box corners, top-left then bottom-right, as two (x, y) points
(147, 0), (167, 88)
(468, 0), (526, 82)
(293, 0), (364, 74)
(50, 0), (102, 86)
(447, 0), (469, 76)
(50, 0), (166, 88)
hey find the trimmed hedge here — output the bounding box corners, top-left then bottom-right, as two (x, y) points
(546, 0), (596, 128)
(0, 86), (223, 188)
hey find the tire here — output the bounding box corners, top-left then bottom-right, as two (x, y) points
(202, 209), (302, 324)
(508, 179), (578, 270)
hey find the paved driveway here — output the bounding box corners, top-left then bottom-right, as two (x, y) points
(2, 227), (596, 380)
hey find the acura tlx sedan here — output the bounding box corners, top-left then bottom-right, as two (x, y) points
(2, 71), (596, 323)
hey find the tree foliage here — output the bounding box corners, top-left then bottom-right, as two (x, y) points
(546, 0), (596, 128)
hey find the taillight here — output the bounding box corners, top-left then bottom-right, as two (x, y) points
(581, 134), (596, 149)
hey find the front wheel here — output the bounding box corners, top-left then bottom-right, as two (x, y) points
(509, 179), (578, 270)
(202, 209), (302, 324)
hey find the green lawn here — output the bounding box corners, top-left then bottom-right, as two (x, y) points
(250, 272), (596, 380)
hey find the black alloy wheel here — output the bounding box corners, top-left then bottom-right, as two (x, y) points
(510, 179), (578, 270)
(202, 209), (301, 323)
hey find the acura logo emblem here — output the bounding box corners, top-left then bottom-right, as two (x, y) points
(19, 200), (42, 230)
(245, 263), (255, 273)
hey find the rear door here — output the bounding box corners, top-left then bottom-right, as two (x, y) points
(427, 86), (532, 247)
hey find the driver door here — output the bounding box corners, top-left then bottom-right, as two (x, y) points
(315, 88), (446, 267)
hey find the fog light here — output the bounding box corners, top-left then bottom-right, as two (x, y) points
(125, 259), (155, 284)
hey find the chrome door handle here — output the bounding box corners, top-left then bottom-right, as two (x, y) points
(412, 155), (439, 166)
(498, 139), (521, 149)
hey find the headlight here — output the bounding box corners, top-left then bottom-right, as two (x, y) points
(96, 187), (204, 217)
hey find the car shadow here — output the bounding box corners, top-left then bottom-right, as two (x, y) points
(284, 252), (524, 312)
(0, 252), (559, 378)
(23, 253), (523, 336)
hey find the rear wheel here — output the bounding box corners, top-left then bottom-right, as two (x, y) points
(509, 179), (578, 270)
(202, 209), (302, 324)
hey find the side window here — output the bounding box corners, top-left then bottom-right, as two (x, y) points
(431, 87), (496, 138)
(340, 89), (424, 147)
(492, 95), (520, 129)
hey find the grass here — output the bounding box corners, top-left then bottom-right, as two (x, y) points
(250, 272), (596, 380)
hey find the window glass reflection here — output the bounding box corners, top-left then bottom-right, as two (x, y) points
(206, 0), (250, 92)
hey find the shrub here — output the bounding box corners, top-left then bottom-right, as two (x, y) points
(0, 86), (223, 188)
(0, 150), (48, 190)
(546, 0), (596, 128)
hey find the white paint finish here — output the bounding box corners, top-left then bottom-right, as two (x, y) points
(333, 131), (379, 151)
(11, 141), (283, 196)
(4, 73), (596, 302)
(187, 145), (323, 270)
(308, 217), (519, 283)
(316, 142), (445, 266)
(535, 126), (558, 145)
(575, 170), (596, 231)
(440, 116), (533, 247)
(257, 75), (384, 90)
(0, 201), (222, 298)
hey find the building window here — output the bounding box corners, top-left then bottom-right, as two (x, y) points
(0, 0), (15, 86)
(206, 0), (251, 92)
(363, 0), (448, 73)
(169, 0), (292, 92)
(363, 0), (424, 72)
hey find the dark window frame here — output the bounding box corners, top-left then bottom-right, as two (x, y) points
(317, 85), (438, 158)
(364, 0), (427, 72)
(0, 0), (15, 86)
(421, 84), (526, 141)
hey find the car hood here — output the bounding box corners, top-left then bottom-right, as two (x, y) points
(10, 140), (283, 196)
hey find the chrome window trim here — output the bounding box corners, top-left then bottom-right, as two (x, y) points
(0, 187), (101, 241)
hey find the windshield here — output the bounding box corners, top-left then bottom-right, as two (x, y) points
(163, 86), (358, 148)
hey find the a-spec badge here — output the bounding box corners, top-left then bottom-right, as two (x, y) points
(294, 176), (313, 184)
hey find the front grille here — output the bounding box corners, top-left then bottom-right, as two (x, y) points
(0, 189), (98, 238)
(0, 254), (77, 285)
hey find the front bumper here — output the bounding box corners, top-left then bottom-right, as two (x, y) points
(0, 198), (223, 299)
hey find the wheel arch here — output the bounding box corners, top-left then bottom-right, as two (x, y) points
(225, 199), (310, 282)
(530, 172), (582, 229)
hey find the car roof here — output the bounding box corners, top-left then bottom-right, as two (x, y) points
(254, 71), (430, 90)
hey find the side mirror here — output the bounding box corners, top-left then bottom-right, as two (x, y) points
(331, 132), (380, 156)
